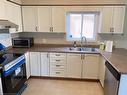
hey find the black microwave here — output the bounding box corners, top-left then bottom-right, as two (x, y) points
(12, 37), (34, 48)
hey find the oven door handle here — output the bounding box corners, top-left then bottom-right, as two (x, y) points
(3, 59), (25, 77)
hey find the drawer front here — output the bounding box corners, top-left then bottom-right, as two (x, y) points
(50, 70), (66, 77)
(50, 53), (66, 58)
(50, 60), (66, 65)
(50, 65), (66, 70)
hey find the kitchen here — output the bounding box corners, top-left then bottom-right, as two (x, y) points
(0, 0), (127, 95)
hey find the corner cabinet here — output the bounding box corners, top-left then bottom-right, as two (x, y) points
(99, 6), (125, 34)
(5, 1), (22, 32)
(22, 6), (65, 33)
(0, 0), (5, 19)
(67, 54), (82, 78)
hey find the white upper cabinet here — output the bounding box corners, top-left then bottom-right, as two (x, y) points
(22, 6), (38, 32)
(5, 1), (22, 32)
(52, 6), (65, 33)
(99, 6), (125, 34)
(40, 52), (50, 76)
(38, 6), (51, 32)
(113, 6), (125, 34)
(22, 6), (66, 33)
(82, 54), (99, 79)
(67, 54), (82, 78)
(0, 0), (5, 19)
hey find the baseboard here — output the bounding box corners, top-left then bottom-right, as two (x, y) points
(30, 76), (99, 82)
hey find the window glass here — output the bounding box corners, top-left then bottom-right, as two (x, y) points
(67, 12), (98, 41)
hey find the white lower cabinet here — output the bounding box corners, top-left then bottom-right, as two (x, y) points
(27, 52), (101, 80)
(25, 52), (31, 79)
(29, 52), (41, 76)
(40, 53), (50, 76)
(82, 54), (99, 79)
(50, 53), (67, 77)
(67, 54), (82, 78)
(99, 56), (106, 87)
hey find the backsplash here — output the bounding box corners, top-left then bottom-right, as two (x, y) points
(0, 34), (12, 47)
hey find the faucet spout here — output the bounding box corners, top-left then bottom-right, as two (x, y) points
(81, 36), (87, 49)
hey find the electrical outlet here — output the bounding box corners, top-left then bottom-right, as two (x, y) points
(42, 39), (46, 43)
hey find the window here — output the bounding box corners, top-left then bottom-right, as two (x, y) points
(66, 12), (99, 41)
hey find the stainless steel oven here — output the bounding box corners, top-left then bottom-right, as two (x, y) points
(1, 54), (27, 95)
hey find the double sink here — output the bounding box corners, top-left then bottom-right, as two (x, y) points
(69, 47), (99, 53)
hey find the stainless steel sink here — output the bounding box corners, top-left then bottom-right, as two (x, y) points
(69, 47), (98, 52)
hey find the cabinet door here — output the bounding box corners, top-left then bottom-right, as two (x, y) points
(22, 6), (38, 32)
(52, 6), (65, 33)
(99, 56), (106, 87)
(25, 52), (30, 79)
(67, 54), (82, 78)
(38, 6), (51, 32)
(40, 53), (50, 76)
(0, 0), (5, 19)
(100, 6), (114, 33)
(12, 4), (22, 32)
(5, 1), (22, 32)
(30, 52), (41, 76)
(82, 54), (99, 79)
(113, 6), (125, 34)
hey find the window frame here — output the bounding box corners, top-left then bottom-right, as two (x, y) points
(66, 12), (99, 42)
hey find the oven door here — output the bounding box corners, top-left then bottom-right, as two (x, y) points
(2, 60), (27, 94)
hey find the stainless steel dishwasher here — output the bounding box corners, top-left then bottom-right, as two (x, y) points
(104, 61), (121, 95)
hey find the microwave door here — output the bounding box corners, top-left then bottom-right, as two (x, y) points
(13, 40), (29, 47)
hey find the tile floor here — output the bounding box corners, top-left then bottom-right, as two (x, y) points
(22, 78), (104, 95)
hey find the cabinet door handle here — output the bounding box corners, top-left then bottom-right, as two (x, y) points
(56, 65), (61, 67)
(56, 60), (60, 61)
(110, 27), (114, 33)
(52, 27), (53, 32)
(47, 54), (49, 58)
(55, 54), (60, 56)
(35, 26), (37, 32)
(49, 27), (51, 32)
(56, 72), (60, 74)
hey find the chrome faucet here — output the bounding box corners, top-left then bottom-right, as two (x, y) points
(81, 36), (87, 49)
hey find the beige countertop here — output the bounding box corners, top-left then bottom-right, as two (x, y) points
(6, 44), (127, 74)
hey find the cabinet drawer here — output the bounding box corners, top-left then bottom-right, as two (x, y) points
(50, 53), (66, 58)
(50, 59), (66, 65)
(50, 65), (66, 70)
(50, 70), (66, 77)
